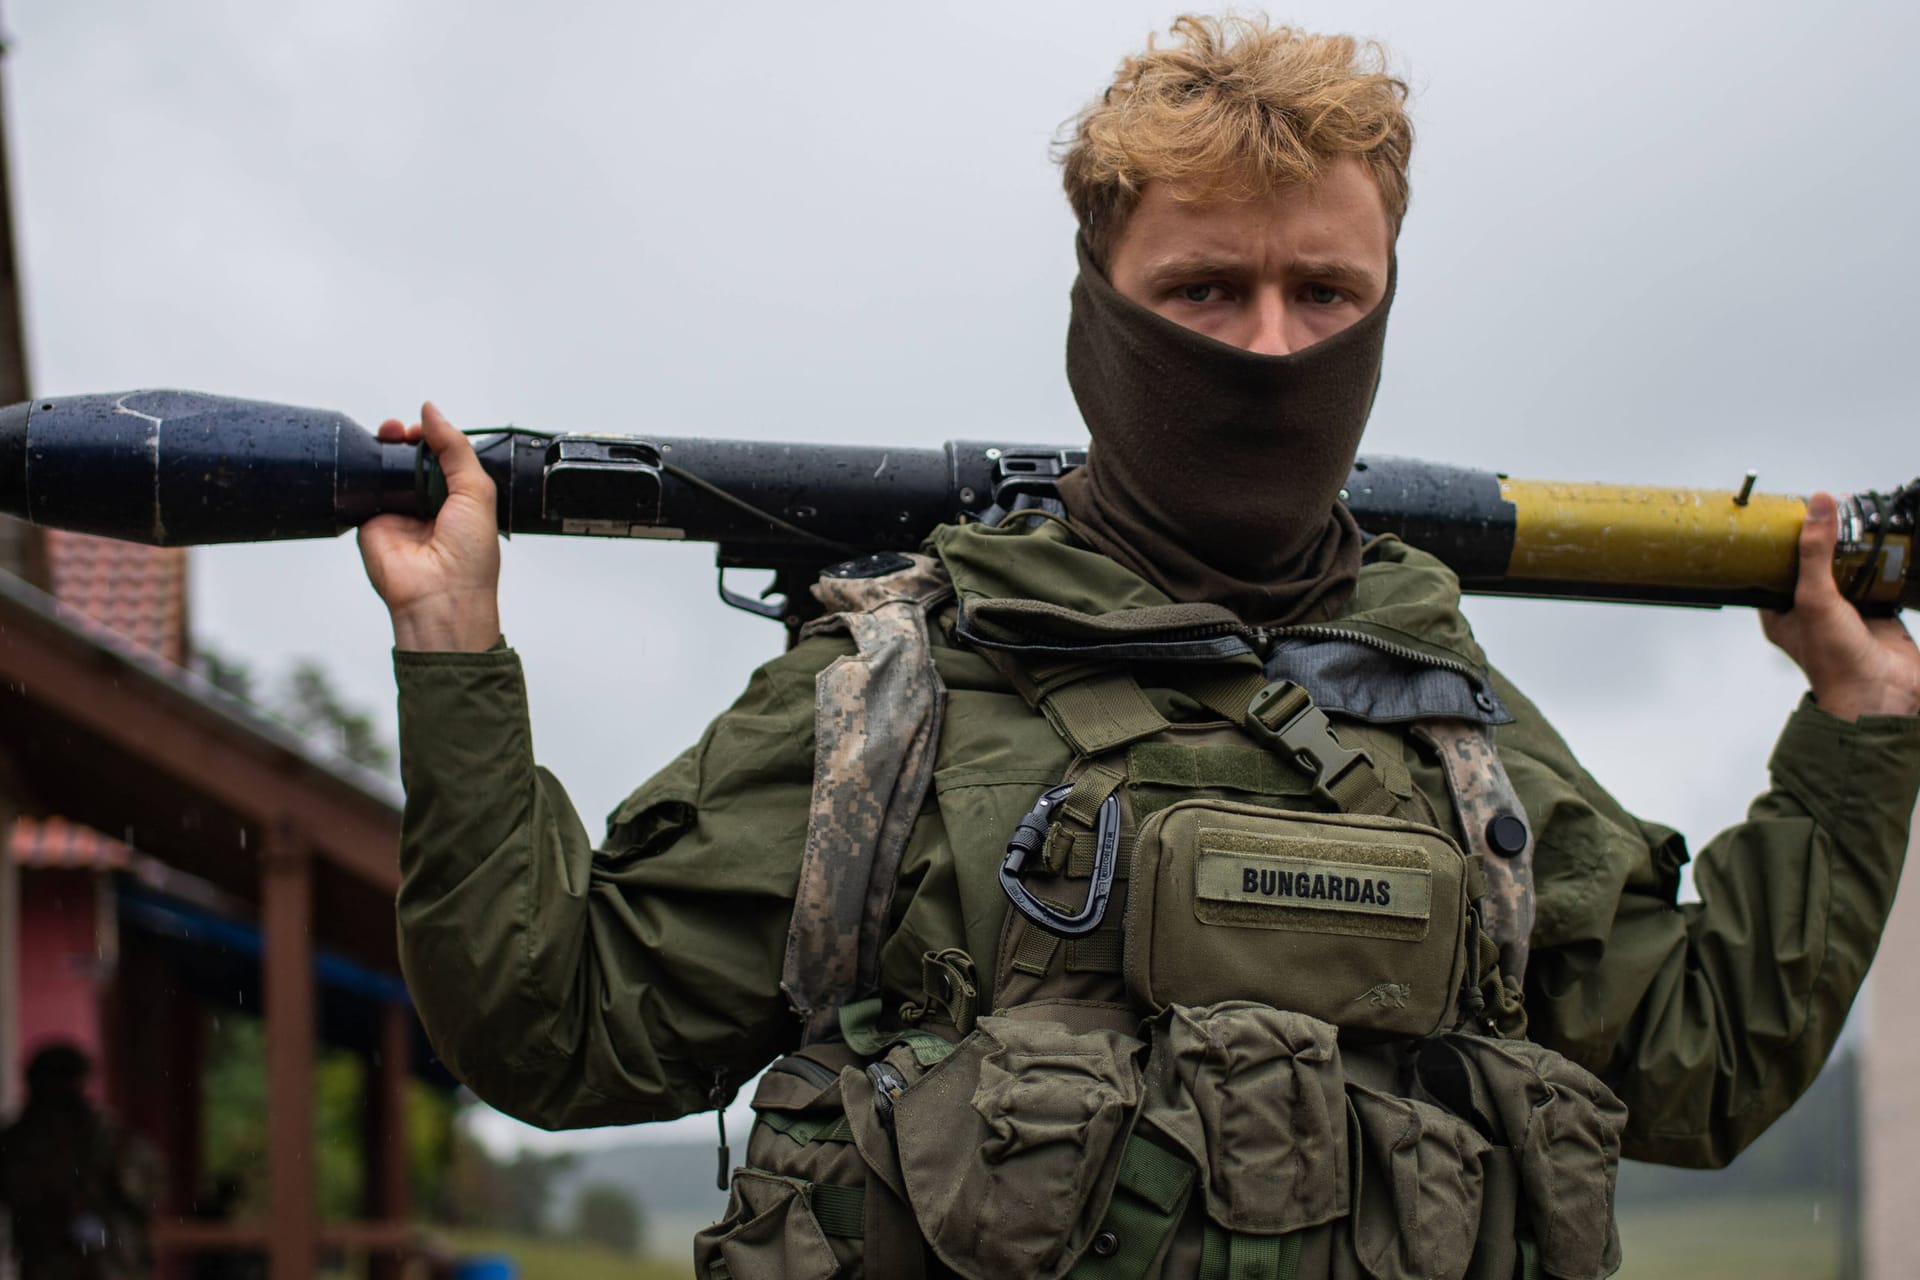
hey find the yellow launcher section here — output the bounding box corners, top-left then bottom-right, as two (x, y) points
(1502, 479), (1807, 596)
(1505, 479), (1912, 610)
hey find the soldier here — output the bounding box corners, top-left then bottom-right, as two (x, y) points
(0, 1045), (160, 1280)
(361, 16), (1920, 1277)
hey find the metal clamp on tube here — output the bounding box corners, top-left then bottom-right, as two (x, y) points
(999, 783), (1121, 939)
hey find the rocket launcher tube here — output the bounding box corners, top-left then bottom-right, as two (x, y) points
(0, 389), (1912, 617)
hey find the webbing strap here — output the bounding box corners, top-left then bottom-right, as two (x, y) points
(1245, 680), (1397, 818)
(991, 635), (1397, 820)
(1324, 761), (1396, 817)
(757, 1110), (855, 1145)
(1065, 830), (1137, 879)
(1012, 923), (1061, 976)
(1199, 1225), (1303, 1280)
(1171, 666), (1268, 723)
(1068, 1136), (1196, 1280)
(1063, 763), (1127, 827)
(1126, 742), (1311, 797)
(1066, 928), (1125, 973)
(808, 1182), (865, 1238)
(1519, 1235), (1542, 1280)
(1175, 668), (1398, 819)
(1044, 671), (1171, 755)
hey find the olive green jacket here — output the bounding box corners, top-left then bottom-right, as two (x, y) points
(393, 518), (1920, 1168)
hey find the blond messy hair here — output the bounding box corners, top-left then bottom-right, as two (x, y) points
(1060, 15), (1413, 264)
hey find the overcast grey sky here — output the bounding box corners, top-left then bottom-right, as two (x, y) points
(7, 1), (1917, 1149)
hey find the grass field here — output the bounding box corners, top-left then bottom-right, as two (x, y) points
(447, 1196), (1844, 1280)
(1616, 1195), (1848, 1279)
(445, 1230), (693, 1280)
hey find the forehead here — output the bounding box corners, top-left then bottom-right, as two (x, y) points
(1116, 156), (1393, 272)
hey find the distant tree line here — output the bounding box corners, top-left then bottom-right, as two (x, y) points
(196, 646), (395, 775)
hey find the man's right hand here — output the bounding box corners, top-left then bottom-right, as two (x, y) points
(357, 401), (503, 652)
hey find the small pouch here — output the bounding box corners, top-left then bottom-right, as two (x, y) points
(695, 1049), (873, 1280)
(740, 1050), (868, 1196)
(694, 1169), (842, 1280)
(1125, 799), (1474, 1037)
(1346, 1084), (1490, 1280)
(1434, 1036), (1626, 1280)
(891, 1015), (1146, 1279)
(1139, 1001), (1349, 1236)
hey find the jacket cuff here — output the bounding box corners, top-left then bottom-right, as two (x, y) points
(1768, 695), (1920, 847)
(393, 642), (531, 796)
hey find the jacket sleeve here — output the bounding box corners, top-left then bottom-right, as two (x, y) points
(1497, 675), (1920, 1168)
(391, 638), (841, 1130)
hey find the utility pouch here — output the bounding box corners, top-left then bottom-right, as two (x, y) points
(695, 1049), (873, 1280)
(889, 1016), (1147, 1280)
(1420, 1035), (1626, 1280)
(1345, 1083), (1490, 1280)
(1139, 1002), (1349, 1237)
(1125, 799), (1474, 1037)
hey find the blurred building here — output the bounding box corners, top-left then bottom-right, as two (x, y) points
(0, 523), (449, 1280)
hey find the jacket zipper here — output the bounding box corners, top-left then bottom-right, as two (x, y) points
(711, 1067), (732, 1191)
(768, 1053), (840, 1089)
(1265, 622), (1487, 683)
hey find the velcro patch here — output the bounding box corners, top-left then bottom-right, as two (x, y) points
(1194, 848), (1432, 922)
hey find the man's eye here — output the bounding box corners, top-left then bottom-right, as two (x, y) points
(1180, 283), (1219, 303)
(1306, 283), (1342, 305)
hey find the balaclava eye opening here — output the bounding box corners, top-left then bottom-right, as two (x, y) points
(1055, 234), (1395, 625)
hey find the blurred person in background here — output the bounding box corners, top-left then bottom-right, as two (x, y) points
(0, 1045), (159, 1280)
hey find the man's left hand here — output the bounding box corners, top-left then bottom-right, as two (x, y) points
(1761, 492), (1920, 720)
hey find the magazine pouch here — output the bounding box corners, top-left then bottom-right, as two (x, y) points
(1138, 1001), (1349, 1236)
(1345, 1083), (1490, 1279)
(1418, 1035), (1626, 1280)
(890, 1015), (1147, 1279)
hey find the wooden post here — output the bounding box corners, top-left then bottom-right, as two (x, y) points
(0, 789), (18, 1119)
(0, 1), (45, 594)
(364, 1000), (412, 1280)
(263, 833), (316, 1280)
(1862, 802), (1920, 1280)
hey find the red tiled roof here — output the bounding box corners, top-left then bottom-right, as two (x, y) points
(9, 815), (134, 870)
(43, 530), (188, 665)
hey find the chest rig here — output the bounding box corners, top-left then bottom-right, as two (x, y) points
(696, 549), (1624, 1280)
(953, 587), (1532, 1044)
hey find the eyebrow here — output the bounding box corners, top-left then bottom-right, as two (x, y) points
(1292, 257), (1381, 289)
(1140, 254), (1381, 291)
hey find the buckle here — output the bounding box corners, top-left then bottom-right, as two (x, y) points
(999, 782), (1121, 938)
(1244, 679), (1376, 808)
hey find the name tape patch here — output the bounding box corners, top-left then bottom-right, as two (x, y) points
(1194, 850), (1432, 921)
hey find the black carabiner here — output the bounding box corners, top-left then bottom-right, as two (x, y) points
(999, 782), (1122, 938)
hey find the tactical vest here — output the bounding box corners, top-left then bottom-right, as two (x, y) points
(695, 550), (1626, 1280)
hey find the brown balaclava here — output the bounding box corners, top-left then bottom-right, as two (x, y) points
(1056, 235), (1394, 625)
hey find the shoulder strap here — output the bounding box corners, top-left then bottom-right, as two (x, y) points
(783, 553), (953, 1043)
(976, 636), (1402, 820)
(1414, 719), (1537, 990)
